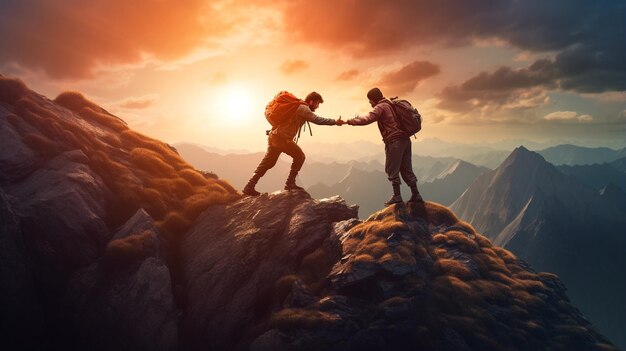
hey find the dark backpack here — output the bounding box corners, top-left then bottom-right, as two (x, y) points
(264, 91), (306, 127)
(388, 97), (422, 136)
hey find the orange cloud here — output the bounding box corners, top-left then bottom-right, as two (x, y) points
(280, 59), (309, 75)
(336, 69), (359, 81)
(116, 94), (158, 109)
(0, 1), (232, 79)
(376, 61), (440, 95)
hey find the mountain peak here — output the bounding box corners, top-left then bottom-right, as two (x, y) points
(503, 145), (544, 164)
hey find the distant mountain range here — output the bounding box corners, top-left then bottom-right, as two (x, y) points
(450, 146), (626, 348)
(538, 144), (626, 166)
(557, 163), (626, 192)
(175, 142), (480, 198)
(309, 159), (488, 218)
(609, 156), (626, 173)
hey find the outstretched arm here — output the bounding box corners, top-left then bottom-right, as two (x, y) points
(298, 105), (337, 125)
(347, 105), (383, 126)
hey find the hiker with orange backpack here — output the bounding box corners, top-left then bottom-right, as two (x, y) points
(243, 91), (342, 196)
(343, 87), (424, 206)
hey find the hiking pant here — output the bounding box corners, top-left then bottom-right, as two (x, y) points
(385, 138), (417, 186)
(254, 134), (305, 176)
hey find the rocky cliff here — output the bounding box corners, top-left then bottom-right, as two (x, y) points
(0, 75), (618, 350)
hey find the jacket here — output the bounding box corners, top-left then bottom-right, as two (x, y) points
(270, 104), (336, 140)
(348, 99), (406, 144)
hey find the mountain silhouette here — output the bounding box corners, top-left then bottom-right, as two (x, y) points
(451, 146), (626, 348)
(557, 162), (626, 192)
(609, 156), (626, 173)
(307, 158), (487, 218)
(538, 144), (626, 166)
(0, 75), (618, 350)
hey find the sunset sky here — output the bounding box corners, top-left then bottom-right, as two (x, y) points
(1, 0), (625, 151)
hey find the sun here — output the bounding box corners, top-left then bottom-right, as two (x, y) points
(215, 84), (255, 125)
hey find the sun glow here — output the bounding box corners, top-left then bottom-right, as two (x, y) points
(214, 84), (256, 125)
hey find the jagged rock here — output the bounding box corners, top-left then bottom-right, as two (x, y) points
(179, 191), (358, 350)
(0, 189), (43, 349)
(67, 209), (178, 351)
(5, 150), (110, 272)
(0, 111), (38, 184)
(252, 202), (617, 351)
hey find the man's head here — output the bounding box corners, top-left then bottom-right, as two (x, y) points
(305, 91), (324, 111)
(367, 87), (384, 107)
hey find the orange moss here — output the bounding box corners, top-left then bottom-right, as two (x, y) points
(78, 107), (127, 132)
(55, 91), (106, 113)
(455, 221), (477, 235)
(445, 231), (480, 253)
(436, 259), (475, 280)
(492, 246), (517, 263)
(469, 279), (512, 301)
(274, 275), (298, 302)
(475, 234), (493, 248)
(507, 265), (539, 280)
(105, 230), (153, 258)
(433, 247), (448, 258)
(179, 168), (208, 186)
(489, 271), (517, 286)
(354, 254), (375, 262)
(101, 133), (123, 149)
(0, 76), (28, 104)
(21, 133), (60, 158)
(432, 233), (447, 244)
(130, 148), (176, 177)
(433, 276), (473, 302)
(512, 290), (544, 308)
(215, 178), (238, 194)
(367, 241), (391, 259)
(537, 272), (559, 281)
(270, 308), (340, 331)
(299, 247), (333, 284)
(158, 212), (192, 238)
(138, 187), (168, 219)
(423, 202), (459, 227)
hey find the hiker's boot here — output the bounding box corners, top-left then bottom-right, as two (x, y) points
(408, 183), (424, 203)
(243, 173), (262, 196)
(284, 170), (305, 191)
(384, 184), (403, 206)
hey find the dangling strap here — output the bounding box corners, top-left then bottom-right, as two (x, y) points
(295, 121), (313, 144)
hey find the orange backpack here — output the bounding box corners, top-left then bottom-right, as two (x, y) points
(264, 91), (306, 127)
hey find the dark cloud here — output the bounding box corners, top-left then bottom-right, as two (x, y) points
(0, 1), (231, 79)
(336, 69), (359, 81)
(376, 61), (440, 95)
(279, 59), (309, 75)
(283, 0), (625, 96)
(439, 48), (626, 113)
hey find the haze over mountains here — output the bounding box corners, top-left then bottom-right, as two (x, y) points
(451, 147), (626, 347)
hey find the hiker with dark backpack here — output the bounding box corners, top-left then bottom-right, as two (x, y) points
(243, 91), (342, 196)
(343, 87), (424, 205)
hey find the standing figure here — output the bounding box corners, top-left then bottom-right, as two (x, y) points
(345, 88), (424, 205)
(243, 91), (341, 196)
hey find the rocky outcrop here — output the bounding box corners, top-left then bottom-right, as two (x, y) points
(67, 209), (178, 351)
(0, 75), (237, 349)
(246, 201), (615, 351)
(179, 192), (358, 350)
